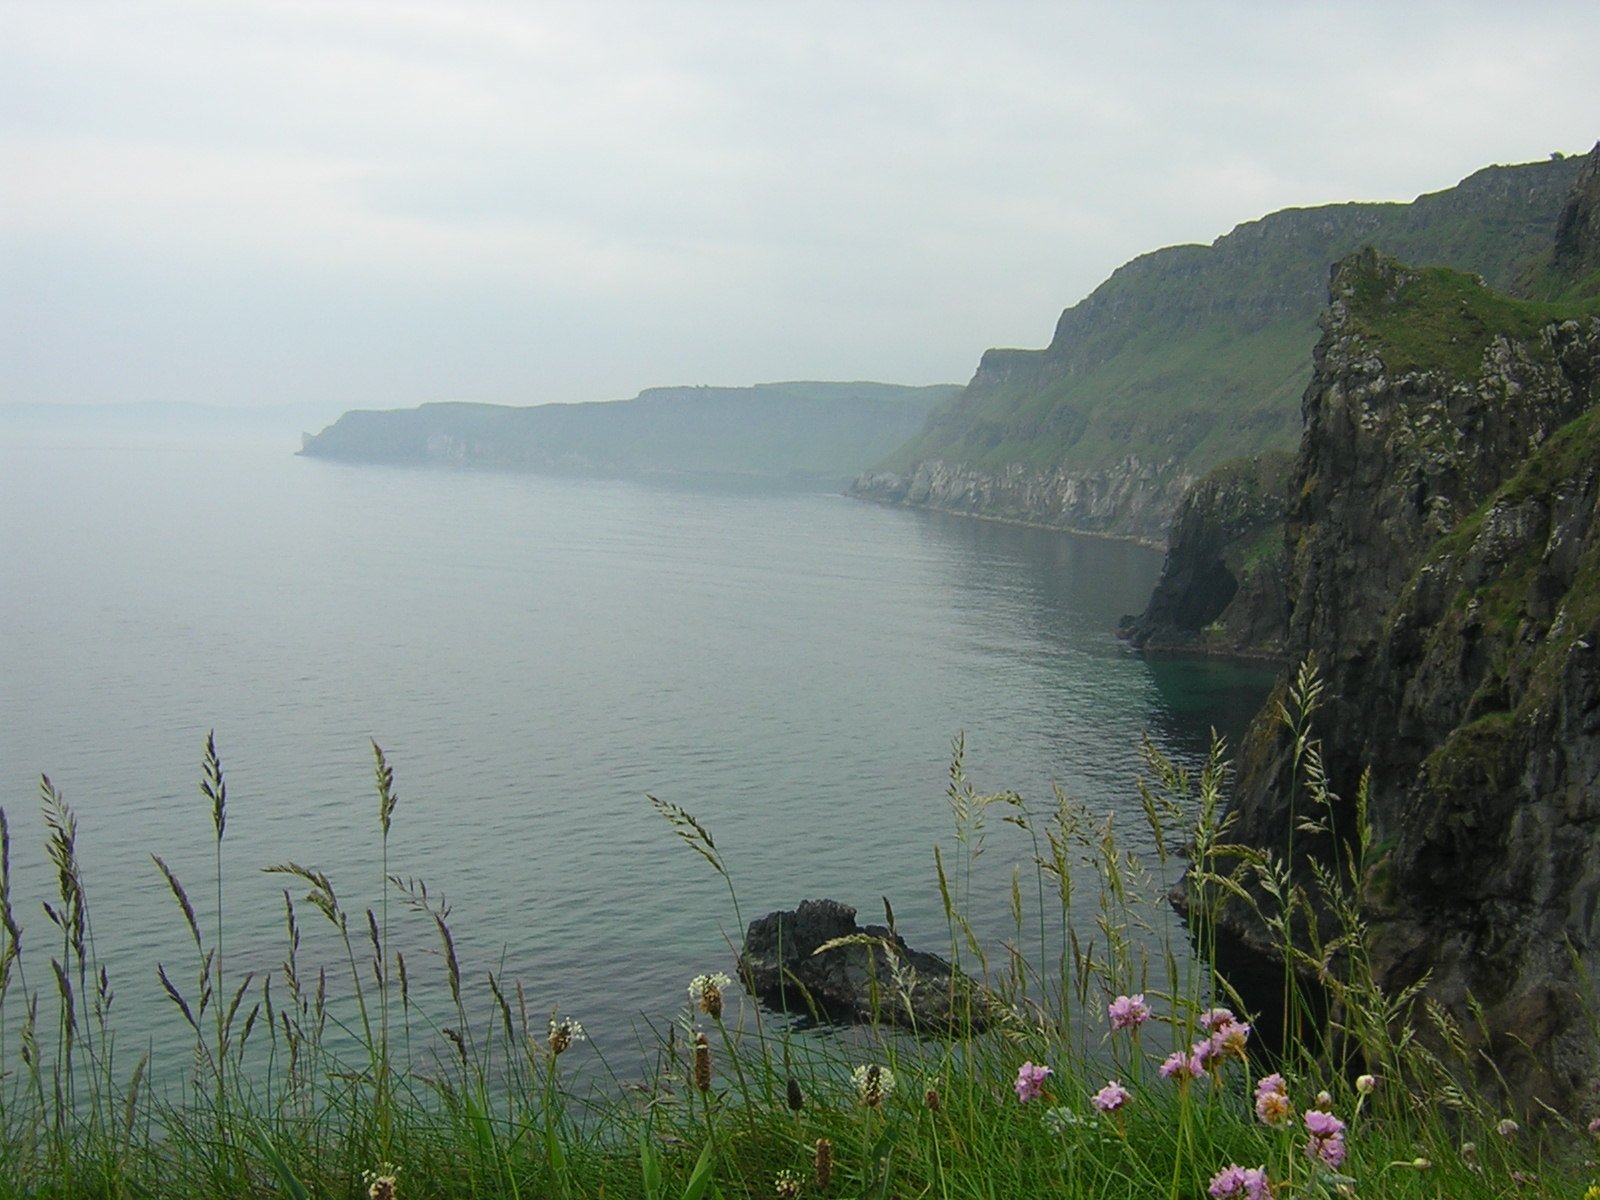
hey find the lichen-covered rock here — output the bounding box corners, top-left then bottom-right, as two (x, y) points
(737, 899), (992, 1033)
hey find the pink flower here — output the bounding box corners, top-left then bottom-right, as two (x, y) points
(1159, 1049), (1203, 1080)
(1209, 1164), (1273, 1198)
(1254, 1073), (1293, 1127)
(1209, 1165), (1246, 1197)
(1107, 993), (1151, 1031)
(1303, 1110), (1345, 1139)
(1199, 1006), (1237, 1033)
(1092, 1080), (1130, 1113)
(1303, 1109), (1347, 1169)
(1589, 1115), (1600, 1136)
(1014, 1061), (1052, 1103)
(1306, 1133), (1346, 1169)
(1210, 1019), (1251, 1061)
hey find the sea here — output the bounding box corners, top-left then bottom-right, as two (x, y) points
(0, 421), (1275, 1083)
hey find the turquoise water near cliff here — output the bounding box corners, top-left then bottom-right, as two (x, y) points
(0, 432), (1273, 1078)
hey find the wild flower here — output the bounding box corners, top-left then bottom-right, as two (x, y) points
(1014, 1060), (1052, 1103)
(688, 971), (732, 1019)
(693, 1032), (712, 1092)
(924, 1081), (942, 1111)
(1589, 1115), (1600, 1136)
(1304, 1109), (1347, 1169)
(852, 1063), (894, 1108)
(1107, 992), (1151, 1031)
(1582, 1185), (1600, 1200)
(813, 1137), (833, 1188)
(1200, 1006), (1237, 1032)
(1210, 1018), (1251, 1061)
(362, 1163), (400, 1200)
(1496, 1118), (1519, 1138)
(1160, 1049), (1203, 1081)
(1254, 1073), (1293, 1127)
(1092, 1080), (1130, 1113)
(1208, 1163), (1272, 1198)
(774, 1168), (802, 1199)
(547, 1015), (585, 1055)
(1355, 1073), (1377, 1095)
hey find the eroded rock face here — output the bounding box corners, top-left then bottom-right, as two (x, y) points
(1119, 451), (1293, 657)
(1213, 243), (1600, 1116)
(737, 899), (991, 1033)
(854, 456), (1191, 546)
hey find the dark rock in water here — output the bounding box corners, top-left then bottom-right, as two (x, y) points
(738, 899), (991, 1033)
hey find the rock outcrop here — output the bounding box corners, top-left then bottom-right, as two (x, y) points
(737, 899), (991, 1033)
(1118, 451), (1293, 653)
(1205, 203), (1600, 1116)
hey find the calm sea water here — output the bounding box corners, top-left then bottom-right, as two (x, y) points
(0, 431), (1273, 1078)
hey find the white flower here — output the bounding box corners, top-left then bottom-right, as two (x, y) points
(688, 971), (733, 1017)
(547, 1015), (586, 1054)
(851, 1063), (895, 1107)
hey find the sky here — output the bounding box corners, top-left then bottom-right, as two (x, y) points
(4, 1), (1599, 422)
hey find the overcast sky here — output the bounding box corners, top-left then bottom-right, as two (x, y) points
(4, 1), (1598, 419)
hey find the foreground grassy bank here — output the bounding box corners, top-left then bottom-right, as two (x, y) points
(3, 673), (1598, 1198)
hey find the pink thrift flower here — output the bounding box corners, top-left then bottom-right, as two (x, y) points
(1107, 993), (1151, 1031)
(1092, 1080), (1130, 1113)
(1254, 1073), (1292, 1126)
(1014, 1061), (1052, 1103)
(1159, 1049), (1202, 1080)
(1208, 1164), (1246, 1197)
(1208, 1164), (1272, 1198)
(1304, 1109), (1347, 1169)
(1200, 1006), (1237, 1033)
(1306, 1132), (1346, 1169)
(1210, 1019), (1251, 1060)
(1304, 1109), (1345, 1139)
(1589, 1115), (1600, 1136)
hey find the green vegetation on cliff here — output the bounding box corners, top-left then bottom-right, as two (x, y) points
(1345, 261), (1600, 380)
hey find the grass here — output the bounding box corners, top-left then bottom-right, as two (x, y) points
(2, 678), (1598, 1199)
(1343, 258), (1600, 382)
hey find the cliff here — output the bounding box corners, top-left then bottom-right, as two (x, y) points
(1207, 234), (1600, 1114)
(1117, 451), (1292, 656)
(854, 154), (1584, 541)
(299, 381), (960, 490)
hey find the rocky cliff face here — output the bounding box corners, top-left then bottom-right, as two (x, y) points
(856, 155), (1583, 540)
(1212, 238), (1600, 1114)
(1118, 452), (1292, 653)
(855, 454), (1193, 545)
